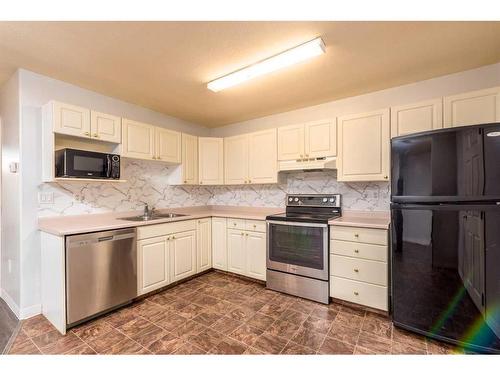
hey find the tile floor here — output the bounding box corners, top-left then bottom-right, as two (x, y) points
(7, 271), (461, 355)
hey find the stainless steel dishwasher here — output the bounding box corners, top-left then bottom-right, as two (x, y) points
(66, 228), (137, 326)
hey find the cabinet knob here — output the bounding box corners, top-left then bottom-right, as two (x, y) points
(93, 133), (99, 138)
(166, 237), (170, 240)
(253, 224), (256, 228)
(241, 232), (244, 236)
(184, 180), (187, 183)
(172, 236), (175, 239)
(233, 223), (237, 226)
(248, 179), (251, 183)
(384, 176), (388, 179)
(157, 156), (161, 160)
(84, 131), (90, 136)
(200, 181), (203, 184)
(354, 249), (359, 253)
(305, 154), (309, 157)
(354, 291), (359, 296)
(354, 233), (359, 238)
(300, 154), (304, 158)
(245, 233), (248, 236)
(354, 268), (359, 273)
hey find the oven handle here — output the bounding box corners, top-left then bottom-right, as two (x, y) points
(266, 220), (328, 228)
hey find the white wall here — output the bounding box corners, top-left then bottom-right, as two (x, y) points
(211, 63), (500, 137)
(0, 71), (21, 315)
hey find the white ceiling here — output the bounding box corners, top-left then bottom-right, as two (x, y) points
(1, 21), (499, 127)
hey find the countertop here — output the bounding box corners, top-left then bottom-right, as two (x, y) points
(38, 206), (285, 236)
(329, 210), (390, 229)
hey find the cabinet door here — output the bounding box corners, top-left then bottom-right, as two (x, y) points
(90, 111), (122, 143)
(337, 109), (390, 182)
(121, 119), (155, 160)
(196, 218), (212, 273)
(444, 87), (500, 128)
(277, 124), (304, 161)
(304, 119), (337, 158)
(199, 137), (224, 185)
(181, 133), (198, 184)
(248, 129), (277, 184)
(156, 128), (181, 163)
(53, 101), (91, 138)
(170, 230), (197, 282)
(391, 98), (443, 137)
(212, 217), (227, 271)
(224, 134), (249, 185)
(227, 228), (246, 275)
(245, 231), (266, 281)
(137, 237), (169, 295)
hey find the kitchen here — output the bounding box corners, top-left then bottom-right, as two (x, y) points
(0, 14), (500, 369)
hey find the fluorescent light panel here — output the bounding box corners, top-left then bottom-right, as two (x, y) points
(207, 37), (326, 92)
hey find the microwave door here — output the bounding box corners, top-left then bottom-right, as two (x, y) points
(106, 155), (112, 178)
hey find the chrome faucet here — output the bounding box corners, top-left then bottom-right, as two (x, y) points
(140, 202), (154, 218)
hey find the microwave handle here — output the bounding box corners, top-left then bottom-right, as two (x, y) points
(106, 155), (111, 178)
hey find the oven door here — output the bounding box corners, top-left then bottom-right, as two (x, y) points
(65, 149), (111, 179)
(267, 220), (328, 281)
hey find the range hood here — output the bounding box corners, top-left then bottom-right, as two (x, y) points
(278, 157), (337, 172)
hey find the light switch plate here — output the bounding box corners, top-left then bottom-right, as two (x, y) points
(38, 192), (54, 204)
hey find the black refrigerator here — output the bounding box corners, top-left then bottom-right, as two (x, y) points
(391, 122), (500, 354)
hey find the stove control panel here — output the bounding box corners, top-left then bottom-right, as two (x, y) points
(286, 194), (341, 208)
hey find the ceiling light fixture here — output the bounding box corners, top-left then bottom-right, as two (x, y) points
(207, 37), (326, 92)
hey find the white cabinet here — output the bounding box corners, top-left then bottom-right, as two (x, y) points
(90, 111), (122, 143)
(248, 129), (278, 184)
(245, 231), (266, 281)
(212, 217), (228, 271)
(181, 133), (198, 184)
(225, 129), (277, 185)
(50, 101), (91, 138)
(137, 236), (170, 295)
(227, 229), (247, 275)
(121, 118), (155, 160)
(444, 86), (500, 128)
(170, 230), (197, 283)
(278, 119), (336, 160)
(391, 98), (443, 137)
(304, 119), (337, 158)
(196, 218), (212, 273)
(226, 220), (266, 281)
(199, 137), (224, 185)
(156, 128), (181, 163)
(337, 108), (390, 182)
(224, 134), (249, 185)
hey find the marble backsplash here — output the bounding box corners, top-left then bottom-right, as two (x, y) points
(38, 159), (390, 217)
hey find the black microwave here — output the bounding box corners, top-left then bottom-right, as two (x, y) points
(55, 148), (120, 179)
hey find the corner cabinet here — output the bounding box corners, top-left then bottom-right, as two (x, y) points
(278, 119), (336, 160)
(198, 137), (224, 185)
(224, 129), (277, 185)
(337, 108), (390, 182)
(391, 98), (443, 137)
(444, 86), (500, 128)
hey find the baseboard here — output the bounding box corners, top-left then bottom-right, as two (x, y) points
(0, 289), (20, 318)
(20, 304), (42, 319)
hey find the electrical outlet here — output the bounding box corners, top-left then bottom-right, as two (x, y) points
(38, 192), (54, 204)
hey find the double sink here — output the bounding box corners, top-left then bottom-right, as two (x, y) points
(120, 212), (187, 222)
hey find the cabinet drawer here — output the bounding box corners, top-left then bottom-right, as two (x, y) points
(330, 239), (387, 262)
(245, 220), (266, 233)
(330, 276), (388, 311)
(227, 218), (246, 230)
(330, 226), (387, 246)
(330, 255), (387, 286)
(137, 219), (197, 240)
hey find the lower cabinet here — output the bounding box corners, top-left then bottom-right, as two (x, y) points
(196, 218), (212, 273)
(170, 230), (197, 283)
(212, 217), (228, 271)
(137, 236), (170, 295)
(227, 219), (266, 281)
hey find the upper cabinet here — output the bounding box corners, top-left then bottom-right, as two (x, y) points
(278, 119), (336, 160)
(225, 129), (277, 185)
(337, 108), (390, 182)
(90, 111), (122, 143)
(51, 101), (91, 138)
(121, 118), (155, 160)
(391, 98), (443, 137)
(198, 137), (224, 185)
(444, 86), (500, 128)
(181, 133), (199, 185)
(121, 118), (182, 163)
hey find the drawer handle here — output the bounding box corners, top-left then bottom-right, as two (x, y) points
(354, 249), (359, 253)
(354, 268), (359, 273)
(354, 291), (359, 296)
